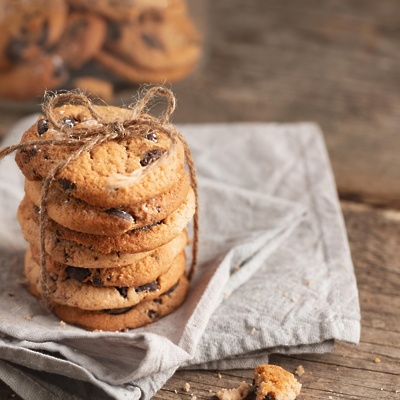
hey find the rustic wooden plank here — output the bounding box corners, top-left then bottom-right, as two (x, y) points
(171, 0), (400, 209)
(153, 201), (400, 399)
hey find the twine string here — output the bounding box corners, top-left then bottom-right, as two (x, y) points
(0, 87), (198, 307)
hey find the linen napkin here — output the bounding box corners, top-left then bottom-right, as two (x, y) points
(0, 118), (360, 400)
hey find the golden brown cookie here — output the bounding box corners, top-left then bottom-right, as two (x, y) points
(254, 365), (302, 400)
(18, 188), (195, 254)
(30, 230), (187, 287)
(0, 54), (68, 100)
(25, 246), (186, 310)
(55, 12), (107, 70)
(104, 10), (201, 72)
(95, 49), (197, 84)
(18, 214), (153, 268)
(0, 0), (67, 71)
(49, 275), (189, 331)
(24, 170), (190, 235)
(15, 105), (185, 207)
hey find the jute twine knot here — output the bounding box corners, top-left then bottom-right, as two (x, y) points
(0, 86), (198, 308)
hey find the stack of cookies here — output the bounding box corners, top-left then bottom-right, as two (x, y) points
(15, 92), (196, 331)
(0, 0), (202, 101)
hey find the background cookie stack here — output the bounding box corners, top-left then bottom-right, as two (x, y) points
(14, 93), (196, 331)
(0, 0), (202, 101)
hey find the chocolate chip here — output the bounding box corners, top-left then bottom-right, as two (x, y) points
(136, 220), (162, 232)
(37, 119), (49, 135)
(103, 306), (133, 315)
(147, 310), (158, 319)
(107, 22), (121, 41)
(6, 37), (27, 62)
(28, 147), (38, 157)
(63, 251), (70, 263)
(59, 117), (77, 129)
(53, 63), (66, 79)
(37, 21), (49, 46)
(115, 286), (128, 298)
(141, 32), (164, 51)
(163, 282), (179, 296)
(263, 395), (275, 400)
(92, 276), (104, 286)
(65, 266), (91, 282)
(31, 168), (43, 179)
(140, 148), (164, 167)
(33, 205), (41, 213)
(105, 208), (135, 223)
(70, 19), (88, 37)
(146, 131), (157, 142)
(59, 178), (77, 190)
(135, 280), (158, 293)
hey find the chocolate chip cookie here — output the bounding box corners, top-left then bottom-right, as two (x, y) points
(30, 230), (187, 286)
(15, 105), (185, 207)
(55, 12), (107, 70)
(25, 246), (186, 310)
(49, 275), (190, 331)
(0, 54), (68, 100)
(0, 0), (67, 71)
(24, 170), (190, 235)
(18, 188), (195, 254)
(104, 10), (201, 72)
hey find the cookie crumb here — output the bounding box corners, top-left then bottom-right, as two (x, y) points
(183, 383), (190, 392)
(218, 372), (222, 379)
(306, 279), (314, 286)
(295, 365), (305, 377)
(374, 357), (381, 363)
(23, 314), (32, 321)
(174, 389), (177, 394)
(216, 381), (249, 400)
(59, 320), (67, 327)
(328, 396), (333, 399)
(254, 364), (301, 400)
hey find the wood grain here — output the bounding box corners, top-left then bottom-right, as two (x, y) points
(171, 0), (400, 209)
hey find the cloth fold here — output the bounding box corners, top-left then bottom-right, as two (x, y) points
(0, 119), (360, 400)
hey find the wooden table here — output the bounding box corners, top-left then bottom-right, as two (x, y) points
(1, 0), (399, 398)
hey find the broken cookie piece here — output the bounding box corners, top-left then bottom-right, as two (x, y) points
(216, 381), (249, 400)
(254, 364), (301, 400)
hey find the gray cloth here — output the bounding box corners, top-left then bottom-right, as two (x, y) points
(0, 118), (360, 399)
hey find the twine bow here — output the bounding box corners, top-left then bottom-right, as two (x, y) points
(0, 86), (198, 306)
